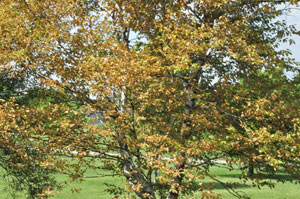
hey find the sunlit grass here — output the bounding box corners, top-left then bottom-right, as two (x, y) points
(0, 164), (299, 199)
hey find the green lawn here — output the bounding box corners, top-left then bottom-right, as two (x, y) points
(197, 167), (300, 199)
(0, 165), (299, 199)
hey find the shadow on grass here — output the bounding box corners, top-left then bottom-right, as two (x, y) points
(261, 174), (299, 181)
(217, 172), (299, 181)
(217, 173), (241, 178)
(202, 182), (251, 190)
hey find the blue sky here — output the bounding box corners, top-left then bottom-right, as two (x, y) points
(279, 6), (300, 62)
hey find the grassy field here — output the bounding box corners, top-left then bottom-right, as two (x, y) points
(0, 165), (299, 199)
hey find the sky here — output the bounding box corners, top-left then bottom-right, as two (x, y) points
(278, 5), (300, 62)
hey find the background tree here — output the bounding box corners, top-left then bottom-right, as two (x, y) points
(0, 48), (91, 199)
(1, 0), (300, 199)
(0, 98), (94, 199)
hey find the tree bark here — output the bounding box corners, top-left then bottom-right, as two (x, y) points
(166, 159), (185, 199)
(248, 161), (254, 176)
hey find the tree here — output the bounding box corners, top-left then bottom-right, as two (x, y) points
(0, 50), (91, 199)
(0, 69), (26, 100)
(1, 0), (300, 199)
(0, 98), (94, 199)
(0, 58), (93, 199)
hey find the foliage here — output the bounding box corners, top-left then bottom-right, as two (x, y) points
(0, 69), (29, 101)
(0, 99), (93, 198)
(1, 0), (300, 199)
(0, 57), (88, 198)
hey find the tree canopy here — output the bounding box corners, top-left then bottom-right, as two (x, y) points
(1, 0), (300, 199)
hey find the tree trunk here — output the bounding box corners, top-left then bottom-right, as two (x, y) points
(248, 161), (254, 176)
(166, 155), (186, 199)
(121, 149), (156, 199)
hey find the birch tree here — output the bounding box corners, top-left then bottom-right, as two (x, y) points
(1, 0), (300, 198)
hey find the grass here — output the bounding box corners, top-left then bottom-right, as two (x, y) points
(197, 166), (300, 199)
(0, 164), (299, 199)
